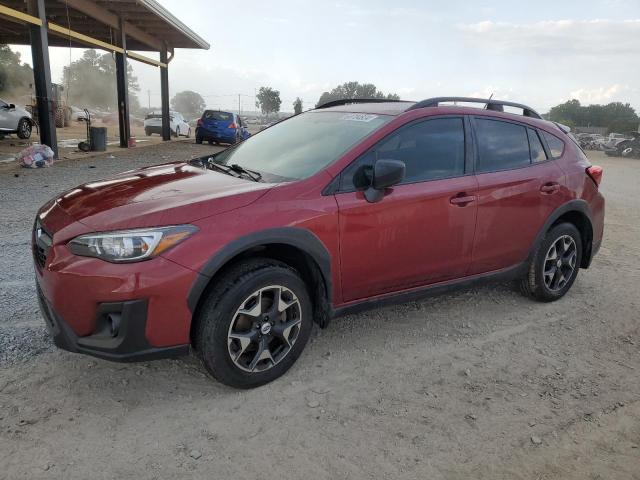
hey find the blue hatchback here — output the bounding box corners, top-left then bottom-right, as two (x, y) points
(196, 110), (250, 145)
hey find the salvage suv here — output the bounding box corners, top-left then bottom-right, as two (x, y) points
(33, 97), (604, 388)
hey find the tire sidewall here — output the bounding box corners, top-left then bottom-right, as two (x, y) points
(533, 223), (582, 300)
(199, 266), (313, 388)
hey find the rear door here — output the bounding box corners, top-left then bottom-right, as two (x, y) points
(469, 117), (568, 274)
(335, 116), (478, 301)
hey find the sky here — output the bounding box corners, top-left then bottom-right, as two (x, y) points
(10, 0), (640, 113)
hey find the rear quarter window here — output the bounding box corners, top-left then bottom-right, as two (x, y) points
(541, 131), (565, 158)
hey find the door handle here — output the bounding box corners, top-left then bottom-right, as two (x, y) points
(540, 182), (560, 194)
(450, 193), (476, 206)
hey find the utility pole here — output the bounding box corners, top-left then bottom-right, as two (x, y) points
(147, 89), (151, 109)
(238, 93), (241, 115)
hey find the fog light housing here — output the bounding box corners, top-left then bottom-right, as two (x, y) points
(107, 313), (121, 337)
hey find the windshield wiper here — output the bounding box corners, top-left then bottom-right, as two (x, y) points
(199, 156), (262, 182)
(229, 164), (262, 182)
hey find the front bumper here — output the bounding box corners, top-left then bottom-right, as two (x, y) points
(36, 283), (189, 362)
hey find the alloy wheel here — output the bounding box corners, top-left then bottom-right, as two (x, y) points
(227, 285), (302, 373)
(543, 235), (577, 291)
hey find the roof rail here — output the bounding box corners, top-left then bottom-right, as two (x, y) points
(407, 97), (542, 119)
(316, 98), (408, 109)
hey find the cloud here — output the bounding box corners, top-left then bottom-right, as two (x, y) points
(458, 19), (640, 56)
(569, 84), (627, 104)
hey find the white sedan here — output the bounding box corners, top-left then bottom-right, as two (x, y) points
(143, 111), (191, 137)
(0, 99), (34, 139)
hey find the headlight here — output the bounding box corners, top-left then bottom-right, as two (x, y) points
(68, 225), (198, 263)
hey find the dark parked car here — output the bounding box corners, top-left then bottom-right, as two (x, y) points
(196, 110), (250, 145)
(34, 97), (604, 388)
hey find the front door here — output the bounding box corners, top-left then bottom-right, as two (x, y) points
(335, 116), (478, 302)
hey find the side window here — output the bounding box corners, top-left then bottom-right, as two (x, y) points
(475, 118), (531, 172)
(541, 131), (565, 158)
(339, 117), (466, 190)
(527, 128), (548, 163)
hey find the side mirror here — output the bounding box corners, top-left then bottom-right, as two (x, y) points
(363, 159), (405, 203)
(6, 103), (15, 110)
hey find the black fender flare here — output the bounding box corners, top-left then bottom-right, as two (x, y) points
(187, 227), (332, 313)
(527, 199), (594, 265)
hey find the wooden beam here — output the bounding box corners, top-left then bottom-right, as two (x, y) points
(63, 0), (163, 50)
(0, 3), (43, 25)
(48, 21), (125, 52)
(126, 51), (166, 68)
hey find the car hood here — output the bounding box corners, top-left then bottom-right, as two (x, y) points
(53, 162), (273, 231)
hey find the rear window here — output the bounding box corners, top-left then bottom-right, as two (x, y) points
(541, 131), (565, 158)
(203, 111), (233, 121)
(475, 119), (530, 172)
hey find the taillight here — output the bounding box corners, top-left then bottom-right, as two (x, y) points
(197, 118), (203, 126)
(229, 122), (237, 129)
(586, 165), (603, 187)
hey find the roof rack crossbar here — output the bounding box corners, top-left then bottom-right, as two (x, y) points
(316, 98), (408, 109)
(407, 97), (542, 119)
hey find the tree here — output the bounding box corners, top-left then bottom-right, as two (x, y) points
(171, 90), (206, 118)
(316, 81), (400, 107)
(293, 97), (303, 115)
(0, 44), (34, 98)
(255, 86), (282, 116)
(548, 99), (639, 133)
(61, 49), (140, 111)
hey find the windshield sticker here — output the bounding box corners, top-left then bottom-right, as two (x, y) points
(340, 113), (379, 122)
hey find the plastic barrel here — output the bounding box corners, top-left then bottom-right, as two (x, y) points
(89, 127), (107, 151)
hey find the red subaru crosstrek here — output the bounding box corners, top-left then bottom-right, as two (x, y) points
(33, 97), (604, 388)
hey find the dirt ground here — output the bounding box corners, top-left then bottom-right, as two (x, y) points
(0, 119), (172, 165)
(0, 147), (639, 479)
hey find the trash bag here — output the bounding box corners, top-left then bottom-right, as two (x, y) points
(18, 144), (55, 168)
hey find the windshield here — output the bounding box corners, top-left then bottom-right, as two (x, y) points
(212, 111), (392, 180)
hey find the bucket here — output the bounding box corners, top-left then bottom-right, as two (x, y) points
(89, 127), (107, 151)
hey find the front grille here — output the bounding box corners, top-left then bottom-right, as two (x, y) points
(33, 219), (53, 270)
(33, 243), (47, 269)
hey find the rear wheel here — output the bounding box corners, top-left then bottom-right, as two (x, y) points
(145, 128), (151, 136)
(520, 223), (582, 302)
(195, 259), (313, 388)
(208, 139), (214, 145)
(16, 118), (32, 139)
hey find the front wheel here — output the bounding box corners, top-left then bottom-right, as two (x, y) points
(17, 118), (32, 139)
(186, 128), (191, 138)
(520, 223), (582, 302)
(195, 259), (313, 388)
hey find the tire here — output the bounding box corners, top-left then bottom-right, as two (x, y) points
(16, 118), (32, 139)
(195, 135), (203, 144)
(208, 139), (214, 145)
(175, 127), (180, 138)
(145, 129), (151, 136)
(186, 128), (191, 138)
(195, 259), (313, 389)
(520, 222), (582, 302)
